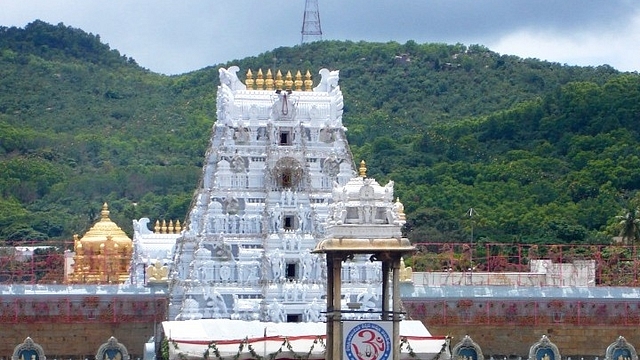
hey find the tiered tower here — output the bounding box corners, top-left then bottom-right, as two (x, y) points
(168, 66), (372, 322)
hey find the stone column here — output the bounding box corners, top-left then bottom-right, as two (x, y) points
(392, 256), (401, 360)
(382, 260), (390, 321)
(325, 253), (342, 360)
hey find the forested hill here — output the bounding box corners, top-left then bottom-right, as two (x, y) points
(1, 21), (639, 246)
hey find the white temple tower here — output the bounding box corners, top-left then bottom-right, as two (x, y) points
(167, 66), (374, 322)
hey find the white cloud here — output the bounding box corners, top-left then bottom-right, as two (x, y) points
(488, 13), (640, 72)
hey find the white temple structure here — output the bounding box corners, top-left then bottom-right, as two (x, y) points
(131, 66), (395, 322)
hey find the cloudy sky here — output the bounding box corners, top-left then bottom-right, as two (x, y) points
(1, 0), (639, 75)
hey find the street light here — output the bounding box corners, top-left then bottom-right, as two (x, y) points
(466, 208), (477, 285)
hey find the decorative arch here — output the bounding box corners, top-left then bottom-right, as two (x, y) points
(12, 337), (46, 360)
(451, 335), (484, 360)
(528, 335), (560, 360)
(271, 157), (304, 189)
(96, 337), (130, 360)
(605, 336), (638, 360)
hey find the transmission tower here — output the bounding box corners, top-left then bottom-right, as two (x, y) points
(301, 0), (322, 44)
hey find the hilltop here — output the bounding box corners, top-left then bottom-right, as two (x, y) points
(0, 21), (638, 245)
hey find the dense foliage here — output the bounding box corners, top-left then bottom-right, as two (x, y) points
(0, 21), (639, 246)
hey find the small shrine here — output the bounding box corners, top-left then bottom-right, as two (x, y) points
(67, 203), (133, 284)
(314, 160), (415, 360)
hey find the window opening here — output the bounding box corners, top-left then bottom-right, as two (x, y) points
(284, 215), (294, 230)
(286, 263), (297, 279)
(279, 131), (291, 145)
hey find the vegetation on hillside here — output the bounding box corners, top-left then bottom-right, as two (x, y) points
(0, 21), (639, 246)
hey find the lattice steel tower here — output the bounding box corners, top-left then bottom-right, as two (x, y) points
(301, 0), (322, 44)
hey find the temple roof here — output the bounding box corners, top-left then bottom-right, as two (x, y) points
(314, 237), (414, 254)
(313, 160), (414, 255)
(79, 203), (131, 246)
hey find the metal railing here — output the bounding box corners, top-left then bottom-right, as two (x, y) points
(408, 242), (640, 286)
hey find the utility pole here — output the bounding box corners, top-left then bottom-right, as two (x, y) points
(301, 0), (322, 44)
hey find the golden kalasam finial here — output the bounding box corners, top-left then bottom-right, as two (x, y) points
(359, 160), (367, 178)
(275, 70), (284, 90)
(154, 220), (160, 233)
(265, 69), (274, 90)
(256, 69), (265, 90)
(162, 219), (168, 234)
(304, 70), (313, 91)
(101, 203), (110, 219)
(175, 219), (182, 233)
(245, 69), (254, 90)
(294, 70), (303, 91)
(284, 71), (294, 90)
(247, 68), (310, 91)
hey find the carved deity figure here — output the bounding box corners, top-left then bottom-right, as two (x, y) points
(204, 287), (228, 317)
(319, 126), (334, 143)
(179, 297), (203, 320)
(269, 299), (287, 323)
(303, 298), (322, 322)
(301, 251), (314, 281)
(357, 286), (378, 312)
(271, 250), (284, 281)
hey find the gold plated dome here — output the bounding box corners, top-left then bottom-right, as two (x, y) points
(67, 203), (133, 284)
(80, 203), (132, 246)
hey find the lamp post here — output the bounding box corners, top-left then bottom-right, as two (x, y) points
(467, 208), (476, 285)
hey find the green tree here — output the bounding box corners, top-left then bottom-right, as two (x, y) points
(616, 204), (640, 244)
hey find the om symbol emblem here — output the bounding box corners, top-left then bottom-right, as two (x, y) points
(344, 322), (392, 360)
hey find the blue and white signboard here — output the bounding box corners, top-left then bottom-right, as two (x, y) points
(343, 321), (393, 360)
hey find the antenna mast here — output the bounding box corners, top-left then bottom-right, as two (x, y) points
(301, 0), (322, 44)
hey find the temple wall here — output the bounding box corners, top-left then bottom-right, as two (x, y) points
(2, 293), (640, 358)
(0, 291), (166, 359)
(405, 297), (640, 357)
(427, 323), (640, 358)
(0, 321), (158, 359)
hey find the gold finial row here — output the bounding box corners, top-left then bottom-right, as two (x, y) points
(154, 219), (182, 234)
(245, 69), (314, 91)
